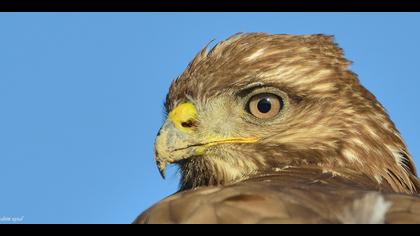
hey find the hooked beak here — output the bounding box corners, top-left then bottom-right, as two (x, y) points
(154, 102), (258, 179)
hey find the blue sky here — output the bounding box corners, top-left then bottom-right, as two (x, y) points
(0, 13), (419, 224)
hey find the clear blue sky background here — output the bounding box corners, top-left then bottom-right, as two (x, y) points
(0, 13), (419, 224)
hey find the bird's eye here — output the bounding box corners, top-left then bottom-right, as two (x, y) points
(248, 93), (283, 119)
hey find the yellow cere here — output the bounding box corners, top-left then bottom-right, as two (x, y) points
(168, 102), (198, 133)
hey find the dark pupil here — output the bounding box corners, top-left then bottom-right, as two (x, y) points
(257, 98), (272, 113)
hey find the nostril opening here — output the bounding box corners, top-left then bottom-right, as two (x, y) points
(181, 119), (197, 128)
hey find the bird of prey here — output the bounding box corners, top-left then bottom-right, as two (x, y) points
(135, 33), (420, 224)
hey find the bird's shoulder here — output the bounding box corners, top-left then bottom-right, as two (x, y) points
(135, 167), (420, 224)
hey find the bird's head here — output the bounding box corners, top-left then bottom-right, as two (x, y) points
(154, 33), (419, 193)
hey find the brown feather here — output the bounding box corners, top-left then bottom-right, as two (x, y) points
(135, 167), (420, 224)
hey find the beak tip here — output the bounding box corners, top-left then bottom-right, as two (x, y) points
(156, 160), (167, 179)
